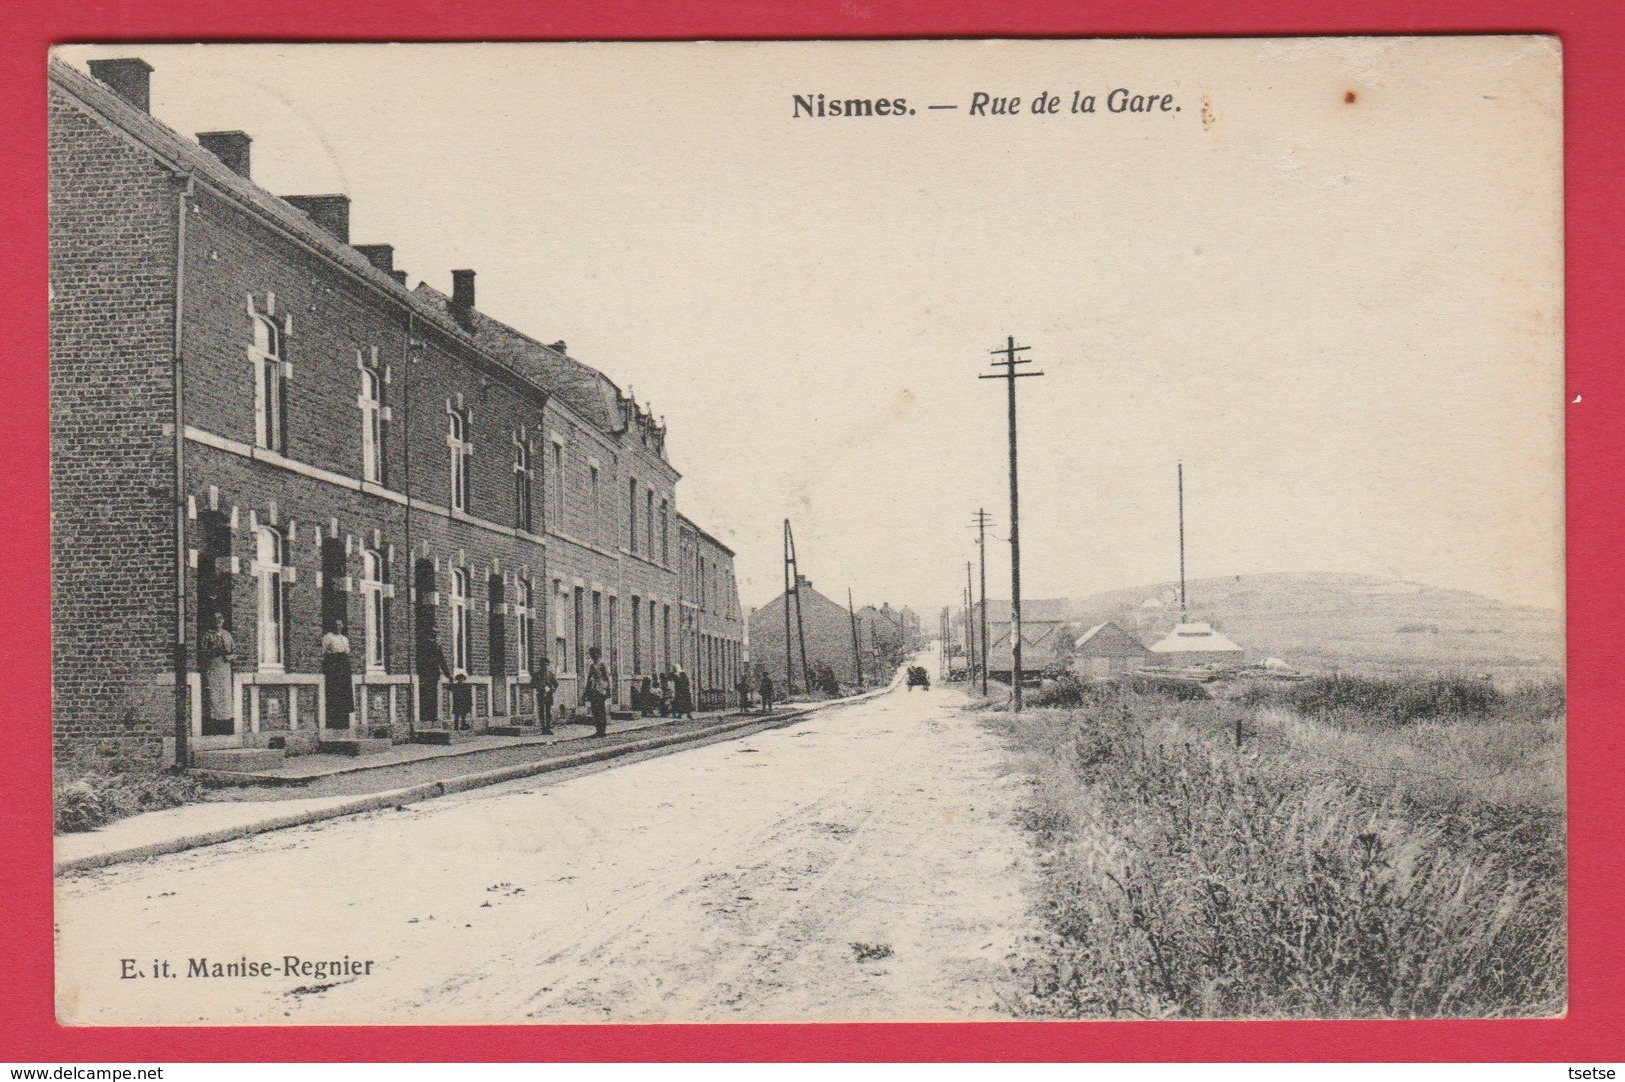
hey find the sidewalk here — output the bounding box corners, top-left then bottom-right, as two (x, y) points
(55, 691), (887, 875)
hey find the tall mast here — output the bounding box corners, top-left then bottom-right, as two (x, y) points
(1178, 461), (1187, 620)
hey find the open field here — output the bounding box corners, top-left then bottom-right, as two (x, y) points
(996, 674), (1565, 1019)
(1067, 572), (1562, 679)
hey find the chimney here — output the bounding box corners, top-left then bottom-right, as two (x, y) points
(196, 131), (251, 179)
(354, 244), (394, 275)
(284, 194), (350, 244)
(451, 269), (476, 315)
(391, 270), (408, 286)
(87, 58), (153, 113)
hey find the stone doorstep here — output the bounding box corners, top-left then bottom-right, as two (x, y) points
(316, 737), (394, 757)
(191, 746), (287, 773)
(408, 728), (479, 746)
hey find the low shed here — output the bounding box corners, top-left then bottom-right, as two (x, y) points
(1071, 621), (1151, 680)
(1147, 621), (1245, 667)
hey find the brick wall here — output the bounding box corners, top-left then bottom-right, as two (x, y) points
(49, 85), (177, 774)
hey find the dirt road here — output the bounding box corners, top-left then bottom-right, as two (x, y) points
(56, 681), (1037, 1024)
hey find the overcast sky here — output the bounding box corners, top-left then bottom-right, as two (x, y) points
(57, 39), (1564, 614)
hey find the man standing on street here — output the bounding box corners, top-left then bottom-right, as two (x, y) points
(585, 646), (612, 737)
(536, 656), (559, 735)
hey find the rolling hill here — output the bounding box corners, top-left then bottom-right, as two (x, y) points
(1064, 572), (1562, 678)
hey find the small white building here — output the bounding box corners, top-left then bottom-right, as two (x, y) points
(1072, 622), (1151, 680)
(1147, 621), (1245, 667)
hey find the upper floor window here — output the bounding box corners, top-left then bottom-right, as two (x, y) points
(358, 353), (386, 484)
(550, 442), (564, 535)
(361, 548), (388, 672)
(250, 313), (288, 453)
(660, 501), (670, 565)
(588, 464), (600, 544)
(628, 478), (639, 553)
(645, 491), (655, 562)
(253, 525), (287, 672)
(447, 403), (471, 513)
(513, 431), (534, 533)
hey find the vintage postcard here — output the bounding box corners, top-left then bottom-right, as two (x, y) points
(49, 38), (1563, 1024)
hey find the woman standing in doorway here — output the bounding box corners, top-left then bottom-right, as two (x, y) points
(322, 618), (355, 730)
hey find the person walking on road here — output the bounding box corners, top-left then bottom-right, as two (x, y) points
(535, 656), (558, 735)
(736, 672), (752, 713)
(759, 672), (775, 714)
(672, 665), (695, 720)
(585, 646), (612, 737)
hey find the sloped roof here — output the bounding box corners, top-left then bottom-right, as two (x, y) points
(1074, 621), (1149, 654)
(48, 59), (466, 345)
(984, 598), (1073, 624)
(1148, 622), (1244, 654)
(413, 284), (629, 438)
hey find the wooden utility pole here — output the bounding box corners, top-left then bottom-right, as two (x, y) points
(847, 587), (865, 687)
(782, 520), (812, 695)
(971, 508), (992, 696)
(980, 336), (1044, 712)
(965, 561), (976, 688)
(1178, 461), (1188, 620)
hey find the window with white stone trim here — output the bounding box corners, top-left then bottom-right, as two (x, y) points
(248, 303), (290, 453)
(254, 525), (287, 672)
(358, 351), (387, 484)
(362, 548), (388, 672)
(447, 403), (471, 513)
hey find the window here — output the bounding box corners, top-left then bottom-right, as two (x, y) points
(554, 579), (567, 673)
(588, 465), (600, 544)
(251, 315), (287, 453)
(572, 586), (585, 676)
(663, 604), (672, 670)
(550, 443), (564, 534)
(646, 491), (655, 561)
(660, 501), (669, 564)
(628, 478), (638, 552)
(631, 596), (642, 674)
(447, 405), (470, 513)
(515, 577), (533, 678)
(254, 525), (287, 671)
(514, 433), (534, 532)
(450, 568), (470, 674)
(362, 549), (388, 672)
(648, 599), (657, 675)
(358, 356), (385, 484)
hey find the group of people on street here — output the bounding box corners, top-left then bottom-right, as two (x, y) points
(198, 611), (777, 741)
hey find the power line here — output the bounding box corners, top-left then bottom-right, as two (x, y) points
(979, 336), (1044, 713)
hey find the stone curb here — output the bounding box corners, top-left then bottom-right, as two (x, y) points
(56, 685), (895, 875)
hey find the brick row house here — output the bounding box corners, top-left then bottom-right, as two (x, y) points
(49, 57), (744, 773)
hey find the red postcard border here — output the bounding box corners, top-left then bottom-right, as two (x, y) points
(2, 0), (1620, 1063)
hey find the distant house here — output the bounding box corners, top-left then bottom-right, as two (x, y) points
(1147, 621), (1245, 667)
(1072, 622), (1151, 680)
(985, 598), (1075, 678)
(748, 576), (860, 689)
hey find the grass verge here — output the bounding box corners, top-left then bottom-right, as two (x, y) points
(1003, 677), (1565, 1018)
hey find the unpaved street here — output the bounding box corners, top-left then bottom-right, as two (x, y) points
(57, 682), (1037, 1024)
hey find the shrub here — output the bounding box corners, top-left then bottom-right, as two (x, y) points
(53, 771), (204, 834)
(1287, 674), (1503, 725)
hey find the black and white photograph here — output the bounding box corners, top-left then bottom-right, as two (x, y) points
(49, 38), (1564, 1024)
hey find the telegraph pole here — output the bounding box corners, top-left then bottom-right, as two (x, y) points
(980, 336), (1044, 712)
(965, 561), (976, 688)
(1178, 461), (1188, 620)
(970, 508), (992, 697)
(847, 587), (865, 687)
